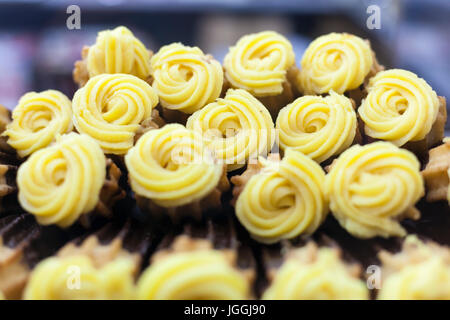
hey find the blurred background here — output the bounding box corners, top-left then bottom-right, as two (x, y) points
(0, 0), (448, 129)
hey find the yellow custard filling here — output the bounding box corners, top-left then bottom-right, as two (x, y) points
(263, 245), (368, 300)
(125, 124), (223, 207)
(235, 149), (328, 244)
(24, 255), (136, 300)
(87, 26), (151, 80)
(150, 43), (223, 114)
(224, 31), (295, 97)
(359, 69), (440, 146)
(17, 133), (106, 227)
(276, 91), (357, 163)
(72, 73), (159, 154)
(3, 90), (73, 157)
(298, 33), (373, 94)
(137, 250), (249, 300)
(378, 236), (450, 300)
(186, 89), (275, 171)
(325, 142), (424, 238)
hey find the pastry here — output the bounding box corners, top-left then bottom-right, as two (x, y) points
(125, 124), (228, 222)
(3, 90), (73, 158)
(276, 91), (359, 163)
(150, 43), (223, 123)
(137, 235), (252, 300)
(262, 242), (368, 299)
(421, 139), (450, 203)
(0, 25), (449, 301)
(231, 150), (328, 244)
(298, 33), (382, 97)
(378, 235), (450, 299)
(358, 69), (446, 154)
(73, 26), (152, 87)
(0, 213), (69, 299)
(17, 133), (124, 228)
(186, 88), (275, 171)
(24, 235), (140, 300)
(325, 142), (424, 238)
(223, 31), (298, 117)
(72, 73), (159, 155)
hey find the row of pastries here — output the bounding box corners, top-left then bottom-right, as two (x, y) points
(0, 26), (448, 299)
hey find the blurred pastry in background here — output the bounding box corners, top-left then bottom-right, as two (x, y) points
(3, 90), (73, 158)
(0, 213), (69, 299)
(223, 31), (298, 118)
(186, 89), (275, 171)
(262, 242), (368, 300)
(17, 133), (124, 228)
(24, 234), (141, 300)
(378, 235), (450, 300)
(73, 26), (152, 87)
(125, 124), (228, 223)
(150, 43), (223, 124)
(231, 150), (328, 244)
(0, 104), (13, 154)
(276, 91), (359, 164)
(358, 69), (446, 156)
(297, 32), (383, 103)
(72, 73), (159, 155)
(421, 138), (450, 204)
(325, 142), (424, 239)
(0, 104), (20, 216)
(137, 235), (253, 300)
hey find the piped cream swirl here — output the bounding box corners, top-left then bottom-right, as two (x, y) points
(87, 26), (151, 80)
(325, 142), (424, 238)
(276, 91), (357, 163)
(24, 255), (136, 300)
(298, 33), (373, 94)
(358, 69), (440, 146)
(223, 31), (295, 97)
(125, 124), (223, 207)
(186, 89), (275, 171)
(263, 245), (368, 300)
(235, 149), (328, 244)
(150, 43), (223, 113)
(17, 133), (106, 227)
(3, 90), (73, 157)
(72, 73), (159, 154)
(378, 236), (450, 300)
(137, 250), (250, 300)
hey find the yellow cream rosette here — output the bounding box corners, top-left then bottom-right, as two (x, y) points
(186, 89), (275, 171)
(234, 149), (328, 244)
(325, 142), (424, 238)
(223, 31), (295, 97)
(24, 255), (136, 300)
(17, 133), (106, 228)
(3, 90), (73, 157)
(87, 26), (151, 80)
(150, 43), (223, 114)
(263, 244), (368, 300)
(378, 236), (450, 300)
(125, 123), (223, 207)
(137, 250), (250, 300)
(298, 33), (373, 95)
(72, 73), (159, 154)
(358, 69), (440, 146)
(276, 91), (357, 163)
